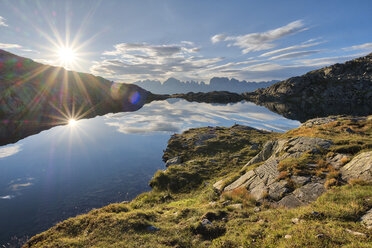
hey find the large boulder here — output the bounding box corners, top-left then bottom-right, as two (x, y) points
(340, 151), (372, 182)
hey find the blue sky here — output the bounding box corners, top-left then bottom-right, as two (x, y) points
(0, 0), (371, 83)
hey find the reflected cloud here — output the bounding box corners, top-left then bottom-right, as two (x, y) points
(105, 99), (300, 134)
(8, 177), (35, 191)
(0, 195), (15, 200)
(0, 144), (22, 159)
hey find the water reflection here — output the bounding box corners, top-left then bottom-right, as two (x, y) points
(0, 144), (22, 159)
(105, 99), (300, 133)
(0, 99), (299, 246)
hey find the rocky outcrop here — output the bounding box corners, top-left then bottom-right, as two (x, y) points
(341, 151), (372, 182)
(245, 53), (372, 121)
(220, 137), (333, 207)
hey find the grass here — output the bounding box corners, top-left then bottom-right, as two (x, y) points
(24, 116), (372, 248)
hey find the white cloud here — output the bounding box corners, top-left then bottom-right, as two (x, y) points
(211, 20), (307, 54)
(0, 16), (8, 27)
(0, 43), (22, 49)
(343, 42), (372, 51)
(211, 34), (227, 43)
(259, 41), (322, 57)
(91, 42), (222, 81)
(268, 50), (320, 60)
(295, 53), (366, 67)
(0, 144), (22, 159)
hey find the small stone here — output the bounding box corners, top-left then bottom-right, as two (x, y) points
(257, 219), (266, 224)
(291, 218), (299, 224)
(165, 157), (181, 167)
(284, 234), (292, 239)
(316, 234), (324, 239)
(229, 203), (243, 209)
(345, 229), (366, 237)
(201, 219), (212, 226)
(345, 127), (355, 133)
(254, 207), (261, 212)
(146, 225), (160, 232)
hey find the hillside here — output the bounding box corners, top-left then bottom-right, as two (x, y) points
(245, 53), (372, 120)
(0, 50), (153, 145)
(24, 116), (372, 247)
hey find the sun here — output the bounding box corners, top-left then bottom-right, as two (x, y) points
(56, 46), (77, 68)
(68, 119), (77, 126)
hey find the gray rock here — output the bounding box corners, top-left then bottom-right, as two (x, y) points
(146, 225), (160, 231)
(341, 151), (372, 182)
(291, 176), (311, 186)
(224, 137), (331, 204)
(165, 156), (181, 167)
(201, 219), (212, 226)
(229, 204), (243, 209)
(360, 208), (372, 229)
(194, 133), (217, 146)
(326, 153), (349, 169)
(213, 179), (226, 191)
(345, 229), (366, 237)
(277, 182), (326, 208)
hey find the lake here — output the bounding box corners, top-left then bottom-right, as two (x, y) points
(0, 99), (300, 246)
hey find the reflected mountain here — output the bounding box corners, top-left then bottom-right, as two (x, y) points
(250, 100), (372, 123)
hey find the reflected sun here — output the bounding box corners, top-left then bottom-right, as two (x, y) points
(68, 119), (77, 126)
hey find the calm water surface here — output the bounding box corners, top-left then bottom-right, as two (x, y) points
(0, 99), (300, 245)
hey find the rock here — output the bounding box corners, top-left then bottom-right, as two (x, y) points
(229, 204), (243, 209)
(345, 127), (355, 133)
(360, 208), (372, 229)
(345, 229), (366, 237)
(291, 176), (311, 186)
(291, 218), (300, 224)
(245, 52), (372, 122)
(194, 134), (217, 146)
(213, 179), (225, 191)
(224, 137), (331, 205)
(316, 234), (325, 239)
(201, 219), (212, 226)
(326, 153), (349, 169)
(254, 207), (261, 212)
(146, 225), (160, 231)
(278, 183), (326, 208)
(341, 151), (372, 182)
(165, 157), (181, 167)
(284, 234), (292, 239)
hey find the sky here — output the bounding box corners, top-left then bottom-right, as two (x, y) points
(0, 0), (371, 83)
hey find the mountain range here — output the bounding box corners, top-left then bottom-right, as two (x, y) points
(133, 77), (278, 94)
